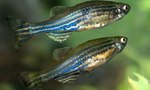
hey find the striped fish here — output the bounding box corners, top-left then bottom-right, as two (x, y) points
(15, 1), (130, 43)
(19, 36), (128, 88)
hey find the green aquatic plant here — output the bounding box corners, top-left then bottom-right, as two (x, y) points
(128, 73), (150, 90)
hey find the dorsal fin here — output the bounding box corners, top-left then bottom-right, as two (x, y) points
(49, 6), (69, 18)
(53, 47), (73, 61)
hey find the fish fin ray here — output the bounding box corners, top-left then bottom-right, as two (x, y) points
(49, 6), (69, 18)
(6, 17), (32, 48)
(17, 72), (45, 89)
(47, 32), (71, 42)
(55, 71), (80, 83)
(53, 47), (73, 61)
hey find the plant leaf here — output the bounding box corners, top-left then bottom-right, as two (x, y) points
(128, 73), (150, 90)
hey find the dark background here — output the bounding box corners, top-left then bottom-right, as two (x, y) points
(0, 0), (150, 90)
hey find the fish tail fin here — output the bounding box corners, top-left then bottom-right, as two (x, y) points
(17, 72), (45, 89)
(6, 17), (33, 46)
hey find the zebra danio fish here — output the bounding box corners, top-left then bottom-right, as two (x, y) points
(14, 1), (130, 43)
(19, 36), (128, 88)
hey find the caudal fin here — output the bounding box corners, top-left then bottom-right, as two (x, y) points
(15, 22), (32, 43)
(17, 72), (45, 89)
(6, 17), (33, 47)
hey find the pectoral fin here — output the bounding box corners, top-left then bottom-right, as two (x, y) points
(47, 32), (71, 42)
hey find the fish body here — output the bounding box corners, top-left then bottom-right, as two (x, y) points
(16, 1), (130, 42)
(21, 36), (128, 88)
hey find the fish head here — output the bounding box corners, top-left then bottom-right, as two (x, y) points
(83, 36), (128, 71)
(113, 36), (128, 53)
(94, 36), (128, 62)
(113, 3), (130, 20)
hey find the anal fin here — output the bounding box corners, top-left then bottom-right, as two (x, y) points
(55, 71), (80, 83)
(47, 32), (71, 43)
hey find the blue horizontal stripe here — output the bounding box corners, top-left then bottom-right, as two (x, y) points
(52, 40), (115, 77)
(31, 6), (116, 34)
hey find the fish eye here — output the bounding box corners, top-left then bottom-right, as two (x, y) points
(120, 37), (126, 43)
(123, 5), (129, 11)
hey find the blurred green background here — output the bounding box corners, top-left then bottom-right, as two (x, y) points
(0, 0), (150, 90)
